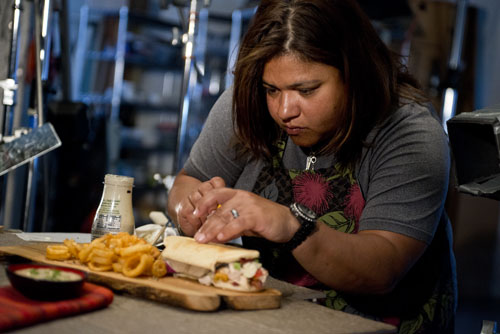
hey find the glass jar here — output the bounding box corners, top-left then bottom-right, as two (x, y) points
(91, 174), (135, 240)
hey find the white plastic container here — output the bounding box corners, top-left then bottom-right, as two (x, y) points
(91, 174), (135, 240)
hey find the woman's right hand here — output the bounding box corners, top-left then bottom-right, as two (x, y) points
(174, 176), (226, 236)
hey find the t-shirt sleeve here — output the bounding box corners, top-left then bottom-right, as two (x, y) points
(183, 89), (245, 186)
(357, 103), (450, 244)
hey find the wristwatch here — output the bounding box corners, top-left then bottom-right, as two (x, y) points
(281, 203), (318, 251)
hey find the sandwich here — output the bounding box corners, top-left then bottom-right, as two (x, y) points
(161, 236), (268, 292)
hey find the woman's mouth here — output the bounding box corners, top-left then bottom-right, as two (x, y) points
(285, 126), (304, 135)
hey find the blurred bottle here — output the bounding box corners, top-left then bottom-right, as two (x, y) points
(91, 174), (135, 240)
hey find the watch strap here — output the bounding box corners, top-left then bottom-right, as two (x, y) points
(281, 203), (317, 252)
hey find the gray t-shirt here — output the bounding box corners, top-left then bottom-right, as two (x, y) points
(183, 89), (457, 329)
(184, 89), (450, 244)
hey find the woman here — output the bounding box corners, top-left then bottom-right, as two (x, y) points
(167, 0), (457, 332)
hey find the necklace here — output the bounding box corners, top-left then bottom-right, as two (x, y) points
(306, 153), (317, 171)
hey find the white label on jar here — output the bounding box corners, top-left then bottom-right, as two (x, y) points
(98, 199), (121, 215)
(91, 213), (121, 240)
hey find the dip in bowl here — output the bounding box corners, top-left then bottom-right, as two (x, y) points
(6, 264), (87, 300)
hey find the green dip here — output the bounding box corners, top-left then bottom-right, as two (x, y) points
(16, 268), (82, 282)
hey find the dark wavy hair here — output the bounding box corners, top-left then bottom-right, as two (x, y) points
(232, 0), (425, 168)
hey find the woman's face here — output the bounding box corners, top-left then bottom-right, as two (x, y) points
(262, 54), (345, 148)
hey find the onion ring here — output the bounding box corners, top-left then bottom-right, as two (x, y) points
(88, 261), (113, 272)
(90, 254), (114, 265)
(120, 244), (152, 257)
(152, 259), (167, 278)
(78, 244), (94, 263)
(46, 233), (164, 279)
(63, 239), (80, 258)
(46, 245), (72, 260)
(123, 254), (154, 278)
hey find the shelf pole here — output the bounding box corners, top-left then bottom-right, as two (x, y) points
(174, 0), (199, 173)
(23, 0), (50, 231)
(0, 0), (23, 230)
(441, 0), (468, 133)
(110, 6), (129, 121)
(107, 6), (129, 173)
(1, 0), (22, 141)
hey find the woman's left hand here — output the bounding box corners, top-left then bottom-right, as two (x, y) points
(192, 188), (299, 244)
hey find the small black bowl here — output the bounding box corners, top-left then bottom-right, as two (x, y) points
(6, 263), (87, 301)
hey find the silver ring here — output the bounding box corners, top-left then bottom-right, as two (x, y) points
(230, 209), (239, 219)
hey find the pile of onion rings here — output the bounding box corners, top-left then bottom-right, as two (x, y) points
(45, 232), (167, 278)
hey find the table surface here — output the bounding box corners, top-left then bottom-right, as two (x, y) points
(0, 231), (397, 334)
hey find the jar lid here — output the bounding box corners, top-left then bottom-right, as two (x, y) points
(104, 174), (134, 186)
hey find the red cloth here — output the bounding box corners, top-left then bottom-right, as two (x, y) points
(0, 282), (113, 332)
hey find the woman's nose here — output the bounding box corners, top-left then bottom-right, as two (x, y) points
(278, 92), (299, 120)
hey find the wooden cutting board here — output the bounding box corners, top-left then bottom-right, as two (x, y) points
(0, 244), (281, 312)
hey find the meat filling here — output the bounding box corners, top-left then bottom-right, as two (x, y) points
(198, 259), (268, 291)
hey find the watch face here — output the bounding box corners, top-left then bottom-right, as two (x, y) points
(295, 203), (317, 219)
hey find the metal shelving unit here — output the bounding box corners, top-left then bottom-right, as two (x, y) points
(71, 1), (236, 226)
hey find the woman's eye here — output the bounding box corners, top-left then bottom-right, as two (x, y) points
(265, 87), (278, 96)
(299, 88), (315, 95)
